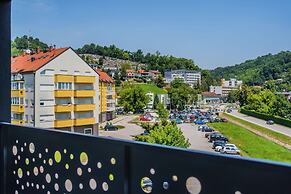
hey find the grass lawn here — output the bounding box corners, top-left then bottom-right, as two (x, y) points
(222, 113), (291, 145)
(137, 84), (167, 94)
(208, 122), (291, 163)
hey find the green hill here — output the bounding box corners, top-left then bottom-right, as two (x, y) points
(137, 84), (167, 94)
(211, 51), (291, 86)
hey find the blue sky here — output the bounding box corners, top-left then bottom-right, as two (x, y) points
(12, 0), (291, 69)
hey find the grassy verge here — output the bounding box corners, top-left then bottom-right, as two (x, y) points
(222, 113), (291, 146)
(208, 122), (291, 163)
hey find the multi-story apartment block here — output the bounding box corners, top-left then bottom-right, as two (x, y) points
(95, 69), (116, 123)
(209, 78), (243, 97)
(11, 48), (100, 135)
(164, 69), (201, 86)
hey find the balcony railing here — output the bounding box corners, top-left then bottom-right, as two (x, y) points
(0, 122), (290, 194)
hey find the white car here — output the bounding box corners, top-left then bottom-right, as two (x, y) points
(215, 145), (224, 152)
(220, 144), (240, 155)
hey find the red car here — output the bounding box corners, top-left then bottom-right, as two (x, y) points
(140, 116), (151, 121)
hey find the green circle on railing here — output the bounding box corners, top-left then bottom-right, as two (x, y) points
(80, 152), (88, 165)
(54, 151), (62, 163)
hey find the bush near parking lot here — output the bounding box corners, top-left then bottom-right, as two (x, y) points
(135, 121), (190, 148)
(208, 122), (291, 163)
(240, 108), (291, 128)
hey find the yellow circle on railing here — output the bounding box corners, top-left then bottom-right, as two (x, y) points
(80, 152), (88, 165)
(54, 151), (62, 163)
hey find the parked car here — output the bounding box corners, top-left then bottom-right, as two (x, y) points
(226, 109), (232, 113)
(140, 116), (152, 121)
(209, 134), (228, 143)
(176, 118), (183, 124)
(220, 144), (240, 155)
(198, 125), (208, 131)
(194, 120), (205, 125)
(104, 123), (118, 131)
(202, 127), (214, 132)
(266, 120), (274, 125)
(221, 118), (228, 122)
(205, 131), (220, 138)
(212, 140), (226, 150)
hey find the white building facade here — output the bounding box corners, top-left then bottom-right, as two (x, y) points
(165, 70), (201, 86)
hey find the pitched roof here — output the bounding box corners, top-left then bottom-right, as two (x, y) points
(11, 48), (69, 73)
(202, 92), (221, 97)
(94, 69), (114, 83)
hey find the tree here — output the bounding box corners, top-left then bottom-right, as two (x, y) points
(168, 79), (198, 110)
(113, 73), (122, 87)
(227, 90), (238, 103)
(153, 94), (160, 109)
(154, 75), (165, 88)
(156, 103), (169, 119)
(135, 121), (190, 148)
(119, 84), (149, 113)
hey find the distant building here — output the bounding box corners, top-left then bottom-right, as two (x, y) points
(198, 92), (222, 105)
(146, 92), (170, 109)
(210, 78), (242, 97)
(164, 70), (201, 86)
(126, 69), (161, 80)
(276, 91), (291, 102)
(95, 69), (116, 123)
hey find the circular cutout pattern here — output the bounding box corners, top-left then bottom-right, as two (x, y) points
(77, 167), (82, 176)
(46, 174), (51, 183)
(140, 177), (152, 193)
(55, 173), (59, 179)
(80, 152), (88, 165)
(102, 182), (109, 192)
(235, 192), (242, 194)
(65, 179), (73, 192)
(33, 167), (39, 176)
(70, 154), (74, 160)
(79, 183), (83, 190)
(97, 162), (102, 169)
(54, 151), (62, 163)
(29, 143), (35, 153)
(65, 164), (70, 170)
(89, 179), (97, 190)
(54, 183), (59, 191)
(40, 166), (44, 173)
(25, 158), (29, 165)
(163, 182), (169, 190)
(172, 175), (178, 182)
(110, 158), (116, 165)
(186, 177), (201, 194)
(12, 146), (18, 155)
(150, 168), (155, 175)
(17, 168), (23, 178)
(109, 174), (114, 181)
(48, 159), (53, 166)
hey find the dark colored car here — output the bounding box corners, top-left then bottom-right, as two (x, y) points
(205, 131), (220, 138)
(104, 124), (118, 131)
(221, 118), (228, 122)
(202, 127), (214, 132)
(209, 134), (228, 143)
(212, 140), (226, 149)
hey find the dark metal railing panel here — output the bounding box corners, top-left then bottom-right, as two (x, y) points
(4, 124), (126, 194)
(0, 123), (291, 194)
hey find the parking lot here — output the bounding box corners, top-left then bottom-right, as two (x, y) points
(179, 123), (214, 152)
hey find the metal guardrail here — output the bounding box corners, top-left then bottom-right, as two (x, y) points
(0, 123), (291, 194)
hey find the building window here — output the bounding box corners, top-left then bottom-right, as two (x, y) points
(55, 82), (72, 90)
(84, 128), (93, 135)
(11, 97), (24, 105)
(11, 82), (24, 90)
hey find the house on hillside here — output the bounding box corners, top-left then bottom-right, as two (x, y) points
(210, 78), (242, 97)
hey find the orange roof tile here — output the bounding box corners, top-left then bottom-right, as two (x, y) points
(94, 69), (114, 83)
(11, 48), (69, 73)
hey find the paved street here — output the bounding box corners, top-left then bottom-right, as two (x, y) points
(230, 110), (291, 137)
(99, 115), (144, 140)
(179, 123), (214, 152)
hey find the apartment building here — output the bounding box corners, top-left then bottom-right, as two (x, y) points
(210, 78), (243, 97)
(95, 69), (116, 123)
(164, 69), (201, 86)
(11, 47), (100, 135)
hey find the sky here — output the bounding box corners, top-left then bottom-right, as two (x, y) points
(12, 0), (291, 69)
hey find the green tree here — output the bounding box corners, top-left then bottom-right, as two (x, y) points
(153, 94), (160, 109)
(135, 121), (190, 148)
(119, 84), (149, 113)
(227, 90), (238, 103)
(156, 103), (169, 119)
(154, 75), (165, 88)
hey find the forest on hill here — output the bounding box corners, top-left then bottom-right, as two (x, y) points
(211, 51), (291, 86)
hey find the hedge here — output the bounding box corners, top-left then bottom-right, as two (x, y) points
(240, 108), (291, 128)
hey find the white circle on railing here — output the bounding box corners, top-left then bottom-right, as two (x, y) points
(46, 173), (51, 183)
(65, 179), (73, 192)
(140, 177), (152, 193)
(102, 182), (109, 192)
(186, 177), (201, 194)
(54, 183), (59, 191)
(29, 143), (35, 153)
(77, 167), (82, 176)
(12, 146), (18, 155)
(89, 179), (97, 190)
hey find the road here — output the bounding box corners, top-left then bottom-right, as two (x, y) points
(179, 123), (214, 152)
(100, 116), (214, 153)
(229, 110), (291, 137)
